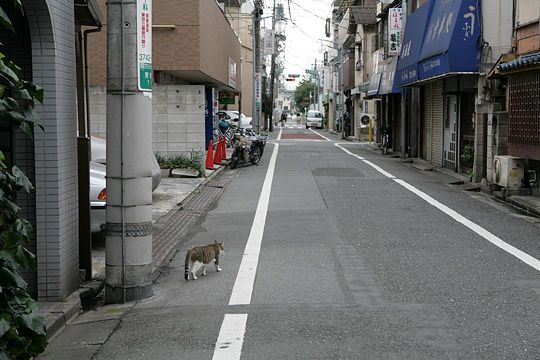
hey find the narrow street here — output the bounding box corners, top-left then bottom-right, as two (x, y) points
(43, 127), (539, 359)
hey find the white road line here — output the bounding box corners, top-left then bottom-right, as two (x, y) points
(335, 143), (364, 160)
(212, 314), (248, 360)
(277, 127), (283, 140)
(229, 143), (280, 305)
(213, 144), (280, 360)
(394, 178), (540, 272)
(309, 128), (332, 141)
(335, 143), (540, 272)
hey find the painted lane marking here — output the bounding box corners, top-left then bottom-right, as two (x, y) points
(309, 128), (332, 141)
(394, 178), (540, 272)
(213, 144), (280, 359)
(336, 144), (540, 272)
(212, 314), (248, 360)
(229, 143), (280, 305)
(277, 127), (283, 141)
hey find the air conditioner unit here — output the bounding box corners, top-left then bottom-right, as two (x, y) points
(358, 113), (374, 129)
(493, 155), (525, 188)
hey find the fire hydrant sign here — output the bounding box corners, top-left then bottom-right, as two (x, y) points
(137, 0), (152, 91)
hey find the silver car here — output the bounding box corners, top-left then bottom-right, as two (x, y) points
(90, 136), (162, 233)
(90, 161), (106, 233)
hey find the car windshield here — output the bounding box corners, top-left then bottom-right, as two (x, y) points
(308, 111), (322, 118)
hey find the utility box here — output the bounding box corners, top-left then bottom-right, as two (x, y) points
(493, 155), (525, 188)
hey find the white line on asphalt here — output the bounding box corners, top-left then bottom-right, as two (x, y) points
(229, 143), (280, 305)
(335, 143), (364, 160)
(335, 143), (540, 272)
(394, 178), (540, 272)
(309, 128), (332, 141)
(212, 314), (248, 360)
(277, 127), (283, 140)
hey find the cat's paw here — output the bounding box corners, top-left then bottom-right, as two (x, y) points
(216, 267), (222, 272)
(192, 275), (197, 280)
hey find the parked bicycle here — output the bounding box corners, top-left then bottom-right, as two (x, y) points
(381, 126), (389, 155)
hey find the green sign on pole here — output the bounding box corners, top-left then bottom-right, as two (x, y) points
(137, 0), (152, 91)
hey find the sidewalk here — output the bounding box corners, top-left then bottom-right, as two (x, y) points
(37, 151), (230, 343)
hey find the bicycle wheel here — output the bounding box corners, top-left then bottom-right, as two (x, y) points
(250, 146), (261, 165)
(229, 149), (239, 169)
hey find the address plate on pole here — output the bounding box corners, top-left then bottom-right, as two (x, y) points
(137, 0), (152, 91)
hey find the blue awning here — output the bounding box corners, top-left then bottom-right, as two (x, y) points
(395, 0), (434, 87)
(418, 0), (481, 81)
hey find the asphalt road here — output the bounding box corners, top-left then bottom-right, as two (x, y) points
(44, 125), (540, 360)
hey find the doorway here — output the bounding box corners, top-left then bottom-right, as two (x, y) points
(443, 95), (457, 171)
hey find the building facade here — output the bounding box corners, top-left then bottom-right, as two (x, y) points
(88, 0), (242, 156)
(0, 0), (104, 301)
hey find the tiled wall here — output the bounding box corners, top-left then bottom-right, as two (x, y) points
(25, 0), (79, 301)
(152, 85), (206, 156)
(90, 85), (206, 157)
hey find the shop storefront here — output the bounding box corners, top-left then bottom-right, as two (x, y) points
(397, 0), (481, 171)
(395, 0), (434, 159)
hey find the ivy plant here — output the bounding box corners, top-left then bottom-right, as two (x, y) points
(0, 1), (47, 358)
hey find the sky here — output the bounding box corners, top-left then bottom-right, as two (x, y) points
(261, 0), (332, 91)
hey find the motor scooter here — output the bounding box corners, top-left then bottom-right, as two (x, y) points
(229, 128), (267, 169)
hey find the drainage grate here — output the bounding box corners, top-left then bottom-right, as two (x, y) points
(183, 186), (223, 212)
(205, 181), (225, 188)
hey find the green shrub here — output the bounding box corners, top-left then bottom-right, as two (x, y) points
(154, 151), (204, 177)
(460, 144), (475, 167)
(1, 3), (48, 358)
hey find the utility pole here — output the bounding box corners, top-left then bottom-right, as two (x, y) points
(252, 1), (263, 133)
(268, 0), (276, 132)
(314, 60), (318, 110)
(105, 0), (153, 303)
(340, 46), (345, 139)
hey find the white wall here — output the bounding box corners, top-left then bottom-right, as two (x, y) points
(516, 0), (540, 26)
(90, 85), (206, 157)
(481, 0), (514, 67)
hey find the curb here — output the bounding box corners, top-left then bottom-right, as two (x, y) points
(40, 291), (82, 341)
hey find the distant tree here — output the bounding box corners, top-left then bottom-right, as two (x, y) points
(293, 79), (314, 113)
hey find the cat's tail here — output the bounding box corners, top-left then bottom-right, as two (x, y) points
(184, 250), (191, 281)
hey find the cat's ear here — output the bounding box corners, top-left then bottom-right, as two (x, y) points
(220, 241), (224, 248)
(214, 240), (218, 244)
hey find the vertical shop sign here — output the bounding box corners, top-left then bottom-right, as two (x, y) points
(137, 0), (152, 91)
(255, 73), (262, 110)
(388, 7), (403, 56)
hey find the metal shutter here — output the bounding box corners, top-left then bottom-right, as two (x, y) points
(431, 80), (443, 167)
(423, 84), (432, 162)
(422, 80), (443, 166)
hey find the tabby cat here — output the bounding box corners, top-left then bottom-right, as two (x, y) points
(184, 240), (224, 281)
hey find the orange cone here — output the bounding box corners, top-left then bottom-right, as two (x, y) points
(220, 136), (227, 160)
(214, 137), (223, 165)
(205, 140), (215, 170)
